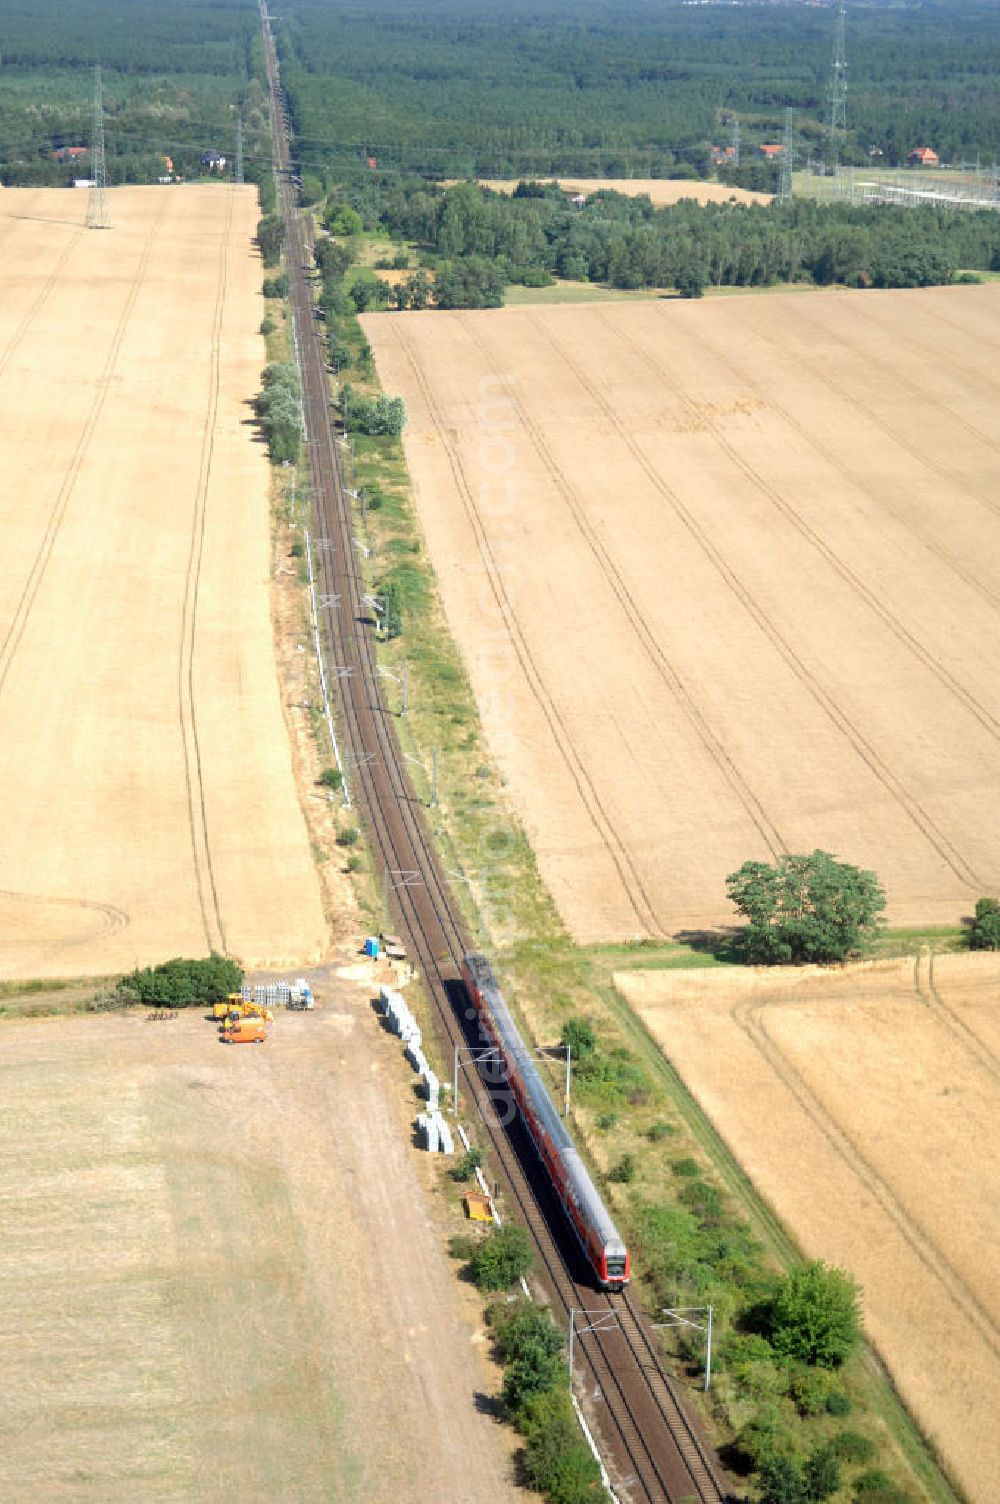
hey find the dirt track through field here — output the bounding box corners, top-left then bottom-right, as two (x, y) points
(617, 952), (1000, 1503)
(363, 288), (1000, 938)
(0, 187), (327, 977)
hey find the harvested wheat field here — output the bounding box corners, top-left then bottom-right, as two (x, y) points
(0, 187), (327, 978)
(473, 177), (772, 206)
(617, 951), (1000, 1503)
(0, 978), (521, 1502)
(362, 286), (1000, 940)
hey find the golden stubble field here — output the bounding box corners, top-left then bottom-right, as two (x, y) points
(471, 177), (772, 206)
(0, 982), (521, 1502)
(616, 952), (1000, 1504)
(362, 286), (1000, 940)
(0, 187), (327, 977)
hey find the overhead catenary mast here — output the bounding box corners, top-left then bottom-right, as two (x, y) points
(86, 64), (112, 229)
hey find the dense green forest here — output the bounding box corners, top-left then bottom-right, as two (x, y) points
(275, 0), (1000, 181)
(0, 0), (267, 187)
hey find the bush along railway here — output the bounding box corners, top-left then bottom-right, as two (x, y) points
(259, 8), (728, 1499)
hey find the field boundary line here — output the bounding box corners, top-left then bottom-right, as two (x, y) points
(0, 197), (170, 706)
(531, 311), (985, 893)
(606, 310), (1000, 746)
(735, 991), (1000, 1357)
(389, 319), (664, 938)
(175, 189), (234, 956)
(659, 309), (1000, 618)
(463, 313), (787, 865)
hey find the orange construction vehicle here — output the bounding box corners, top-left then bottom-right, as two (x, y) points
(220, 1019), (268, 1045)
(216, 1000), (274, 1027)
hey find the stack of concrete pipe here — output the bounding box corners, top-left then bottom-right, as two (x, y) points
(378, 985), (449, 1149)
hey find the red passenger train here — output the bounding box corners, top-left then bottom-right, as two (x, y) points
(462, 952), (630, 1290)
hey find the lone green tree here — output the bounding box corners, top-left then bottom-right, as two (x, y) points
(768, 1262), (861, 1369)
(469, 1224), (533, 1290)
(380, 580), (403, 639)
(325, 202), (363, 236)
(726, 850), (885, 964)
(755, 1454), (805, 1504)
(969, 896), (1000, 949)
(559, 1016), (596, 1060)
(256, 214), (284, 267)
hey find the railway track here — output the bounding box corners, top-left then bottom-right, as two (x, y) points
(259, 11), (728, 1499)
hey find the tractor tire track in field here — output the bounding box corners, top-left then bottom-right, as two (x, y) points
(463, 313), (788, 864)
(915, 949), (1000, 1084)
(0, 888), (130, 949)
(902, 294), (1000, 357)
(765, 302), (1000, 523)
(390, 320), (664, 938)
(735, 992), (1000, 1359)
(0, 231), (83, 385)
(535, 312), (986, 892)
(855, 298), (1000, 418)
(0, 199), (169, 706)
(660, 310), (1000, 619)
(176, 188), (234, 957)
(606, 311), (1000, 746)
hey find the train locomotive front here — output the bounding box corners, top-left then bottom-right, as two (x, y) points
(462, 952), (630, 1291)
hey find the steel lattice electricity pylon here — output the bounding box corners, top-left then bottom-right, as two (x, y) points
(827, 0), (848, 174)
(778, 107), (794, 201)
(86, 64), (112, 229)
(235, 111), (244, 185)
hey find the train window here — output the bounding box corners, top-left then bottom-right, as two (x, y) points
(606, 1256), (627, 1277)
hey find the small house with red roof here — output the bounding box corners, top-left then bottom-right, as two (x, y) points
(906, 146), (939, 168)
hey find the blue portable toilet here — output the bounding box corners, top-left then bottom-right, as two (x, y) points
(364, 935), (380, 959)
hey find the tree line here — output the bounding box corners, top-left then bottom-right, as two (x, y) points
(326, 176), (1000, 305)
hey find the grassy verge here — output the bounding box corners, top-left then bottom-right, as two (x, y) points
(869, 926), (964, 959)
(503, 280), (666, 306)
(0, 976), (114, 1018)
